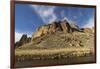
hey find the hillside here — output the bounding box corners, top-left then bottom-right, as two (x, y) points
(15, 18), (94, 49)
(16, 31), (94, 49)
(15, 18), (95, 64)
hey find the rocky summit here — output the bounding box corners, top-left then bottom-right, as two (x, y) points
(31, 18), (81, 41)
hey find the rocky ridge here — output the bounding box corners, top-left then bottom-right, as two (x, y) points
(15, 18), (94, 48)
(31, 18), (81, 41)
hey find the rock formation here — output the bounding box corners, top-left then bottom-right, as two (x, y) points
(60, 18), (71, 33)
(15, 34), (31, 47)
(31, 17), (80, 41)
(15, 17), (94, 49)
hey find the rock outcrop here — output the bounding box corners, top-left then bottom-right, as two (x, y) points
(81, 27), (94, 33)
(31, 18), (80, 41)
(60, 19), (71, 33)
(15, 34), (31, 47)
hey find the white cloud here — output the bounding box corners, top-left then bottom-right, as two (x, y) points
(15, 32), (31, 43)
(15, 32), (23, 42)
(82, 16), (94, 28)
(30, 5), (57, 24)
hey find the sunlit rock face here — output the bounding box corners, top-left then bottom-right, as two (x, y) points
(31, 18), (80, 41)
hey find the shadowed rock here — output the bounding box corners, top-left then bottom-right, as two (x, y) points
(15, 34), (31, 48)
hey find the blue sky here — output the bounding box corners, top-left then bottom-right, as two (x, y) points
(15, 4), (95, 42)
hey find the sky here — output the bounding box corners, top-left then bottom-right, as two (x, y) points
(15, 4), (95, 42)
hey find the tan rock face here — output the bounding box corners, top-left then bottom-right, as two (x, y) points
(49, 22), (57, 33)
(60, 20), (71, 33)
(33, 25), (50, 38)
(32, 22), (58, 41)
(31, 19), (80, 41)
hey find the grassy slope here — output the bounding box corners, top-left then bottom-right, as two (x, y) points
(15, 31), (94, 60)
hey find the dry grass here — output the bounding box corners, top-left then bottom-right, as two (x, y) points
(15, 47), (94, 61)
